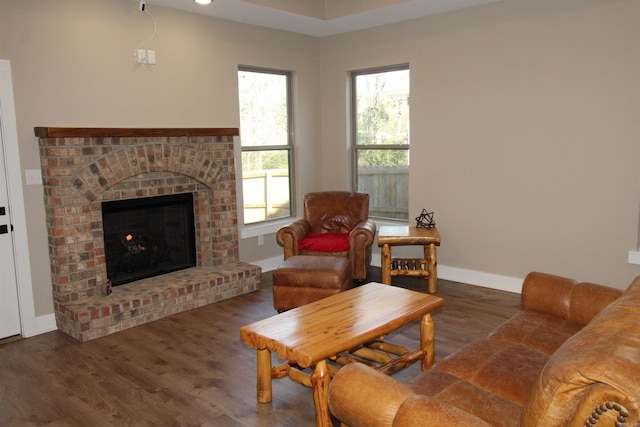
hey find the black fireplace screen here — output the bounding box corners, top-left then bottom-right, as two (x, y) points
(102, 193), (196, 286)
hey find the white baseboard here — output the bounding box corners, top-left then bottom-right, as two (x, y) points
(629, 251), (640, 265)
(24, 313), (57, 338)
(258, 255), (523, 294)
(249, 256), (284, 274)
(437, 265), (523, 294)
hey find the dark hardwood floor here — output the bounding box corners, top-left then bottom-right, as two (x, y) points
(0, 268), (520, 426)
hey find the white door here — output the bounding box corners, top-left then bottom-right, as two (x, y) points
(0, 116), (21, 339)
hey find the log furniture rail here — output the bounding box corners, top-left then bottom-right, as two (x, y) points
(239, 283), (443, 427)
(378, 225), (441, 293)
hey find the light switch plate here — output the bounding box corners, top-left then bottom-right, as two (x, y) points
(147, 50), (156, 65)
(136, 49), (147, 64)
(25, 169), (42, 185)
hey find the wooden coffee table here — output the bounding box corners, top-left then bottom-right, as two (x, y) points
(240, 282), (443, 427)
(378, 225), (441, 293)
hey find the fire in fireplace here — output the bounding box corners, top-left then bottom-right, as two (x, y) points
(102, 193), (196, 286)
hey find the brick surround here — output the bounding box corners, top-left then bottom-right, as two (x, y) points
(35, 127), (261, 341)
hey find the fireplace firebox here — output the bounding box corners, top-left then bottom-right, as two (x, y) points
(102, 193), (196, 286)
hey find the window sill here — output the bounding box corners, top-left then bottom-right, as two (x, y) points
(372, 218), (410, 230)
(240, 217), (409, 239)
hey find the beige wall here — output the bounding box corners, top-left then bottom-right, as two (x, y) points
(1, 0), (639, 321)
(320, 0), (640, 288)
(0, 0), (321, 316)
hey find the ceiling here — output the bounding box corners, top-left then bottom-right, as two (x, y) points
(144, 0), (500, 37)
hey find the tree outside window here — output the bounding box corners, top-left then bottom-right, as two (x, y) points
(238, 67), (294, 224)
(352, 65), (410, 220)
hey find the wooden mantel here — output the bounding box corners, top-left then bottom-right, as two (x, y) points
(34, 127), (239, 138)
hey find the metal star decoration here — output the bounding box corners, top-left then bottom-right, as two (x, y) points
(415, 209), (436, 228)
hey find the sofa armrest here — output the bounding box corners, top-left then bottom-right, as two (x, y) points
(329, 364), (493, 427)
(328, 363), (413, 427)
(276, 219), (310, 259)
(567, 384), (638, 427)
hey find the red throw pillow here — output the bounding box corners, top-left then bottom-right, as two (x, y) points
(298, 232), (350, 252)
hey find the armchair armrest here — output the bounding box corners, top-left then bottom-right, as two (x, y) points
(276, 219), (310, 259)
(349, 219), (376, 279)
(348, 219), (376, 248)
(566, 282), (622, 326)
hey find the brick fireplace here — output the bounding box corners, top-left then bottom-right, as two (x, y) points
(35, 127), (261, 342)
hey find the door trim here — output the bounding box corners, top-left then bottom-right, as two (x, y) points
(0, 60), (38, 337)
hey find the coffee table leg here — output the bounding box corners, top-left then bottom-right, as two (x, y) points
(311, 359), (331, 427)
(381, 243), (392, 285)
(426, 243), (437, 293)
(256, 348), (272, 403)
(420, 313), (435, 371)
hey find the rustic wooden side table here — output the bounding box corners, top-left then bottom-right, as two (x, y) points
(378, 225), (441, 293)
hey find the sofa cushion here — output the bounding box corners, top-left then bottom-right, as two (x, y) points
(406, 370), (521, 427)
(429, 339), (549, 406)
(488, 310), (582, 355)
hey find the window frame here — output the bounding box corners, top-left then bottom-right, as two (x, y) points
(237, 65), (296, 230)
(350, 63), (410, 221)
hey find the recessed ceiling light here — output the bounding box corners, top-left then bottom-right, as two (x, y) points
(194, 0), (212, 4)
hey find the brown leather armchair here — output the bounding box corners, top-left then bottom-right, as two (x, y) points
(276, 191), (376, 281)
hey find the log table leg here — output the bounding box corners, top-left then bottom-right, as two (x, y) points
(311, 359), (332, 427)
(426, 243), (438, 294)
(381, 243), (392, 285)
(256, 348), (272, 403)
(420, 313), (435, 371)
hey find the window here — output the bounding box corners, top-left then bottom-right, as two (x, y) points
(352, 65), (410, 220)
(238, 67), (294, 224)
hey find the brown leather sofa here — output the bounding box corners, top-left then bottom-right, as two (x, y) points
(328, 272), (640, 427)
(276, 191), (376, 281)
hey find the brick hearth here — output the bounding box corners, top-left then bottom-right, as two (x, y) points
(36, 127), (261, 341)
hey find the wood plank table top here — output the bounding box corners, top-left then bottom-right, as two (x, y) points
(240, 282), (443, 368)
(377, 225), (441, 246)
